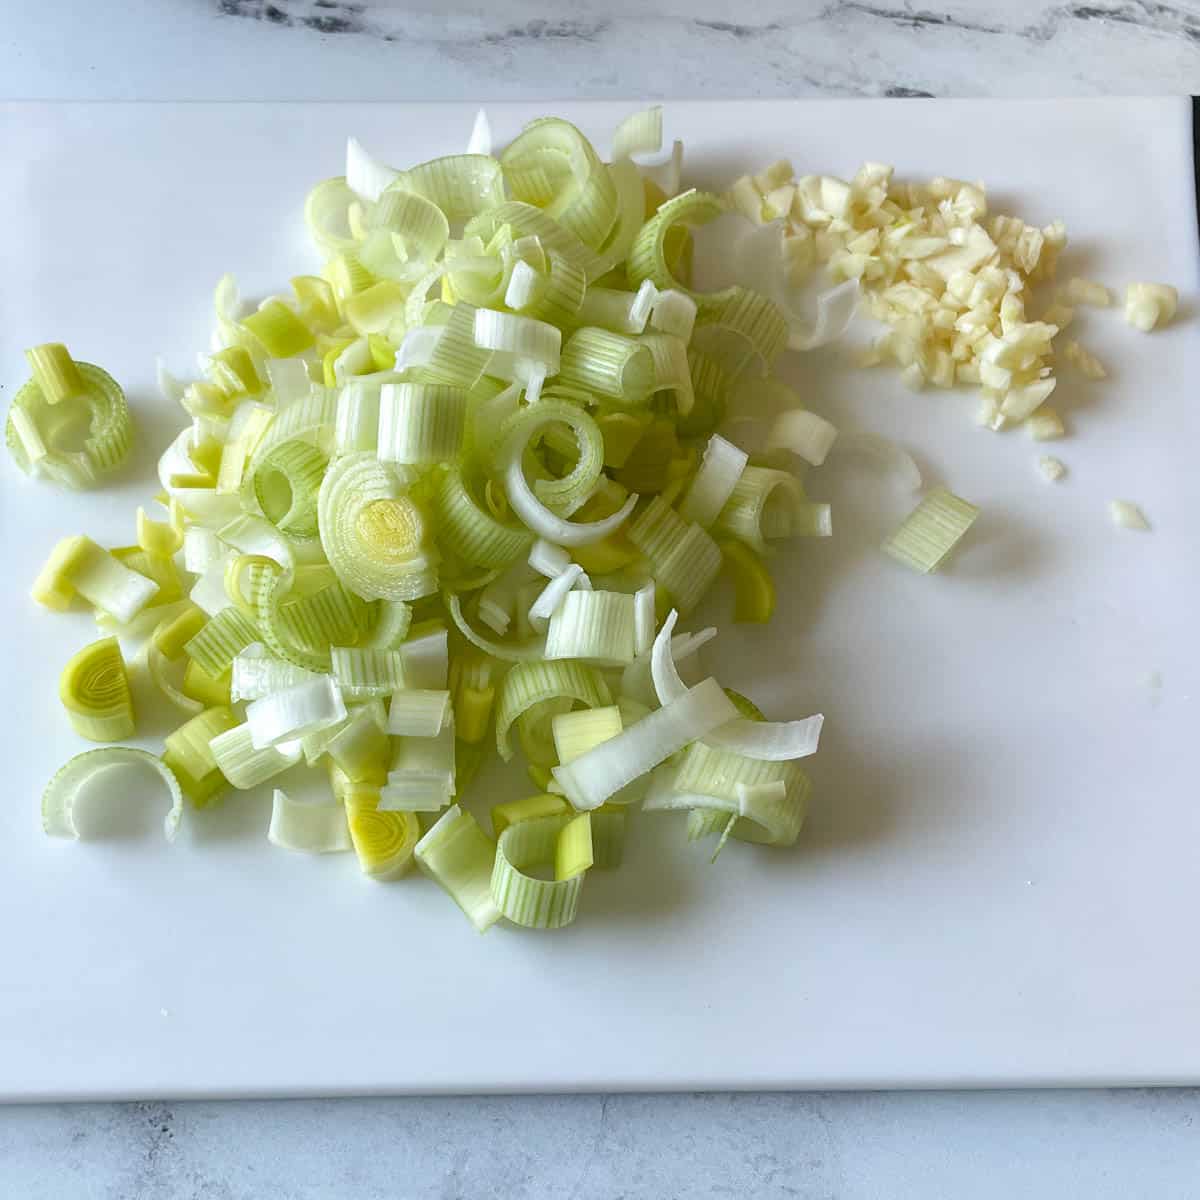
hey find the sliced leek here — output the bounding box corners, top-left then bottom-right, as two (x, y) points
(414, 805), (502, 933)
(59, 637), (135, 742)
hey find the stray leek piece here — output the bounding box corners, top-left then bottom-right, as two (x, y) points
(882, 487), (980, 573)
(491, 793), (570, 839)
(414, 805), (502, 932)
(491, 813), (586, 929)
(268, 790), (352, 854)
(7, 350), (132, 488)
(59, 637), (135, 742)
(162, 706), (238, 808)
(346, 794), (422, 879)
(42, 749), (183, 842)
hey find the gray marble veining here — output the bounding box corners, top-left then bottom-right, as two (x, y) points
(4, 0), (1198, 101)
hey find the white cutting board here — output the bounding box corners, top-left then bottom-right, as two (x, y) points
(1, 98), (1198, 1100)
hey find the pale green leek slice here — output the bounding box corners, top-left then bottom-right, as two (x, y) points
(509, 251), (587, 329)
(552, 677), (737, 811)
(882, 486), (980, 573)
(387, 154), (505, 225)
(305, 176), (360, 258)
(545, 590), (637, 666)
(59, 637), (135, 743)
(398, 622), (449, 688)
(42, 748), (184, 842)
(7, 356), (132, 488)
(208, 721), (301, 789)
(241, 299), (314, 359)
(162, 705), (237, 808)
(387, 688), (451, 737)
(638, 332), (694, 414)
(558, 327), (655, 407)
(184, 607), (261, 678)
(626, 189), (725, 304)
(377, 383), (468, 465)
(414, 805), (502, 933)
(494, 658), (611, 760)
(712, 466), (811, 556)
(627, 497), (723, 615)
(318, 454), (438, 601)
(334, 380), (382, 455)
(360, 599), (414, 650)
(491, 813), (586, 929)
(434, 464), (532, 568)
(252, 440), (328, 537)
(692, 286), (790, 374)
(465, 201), (594, 280)
(329, 646), (405, 698)
(268, 789), (352, 854)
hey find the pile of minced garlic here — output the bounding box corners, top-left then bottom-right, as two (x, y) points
(728, 161), (1178, 447)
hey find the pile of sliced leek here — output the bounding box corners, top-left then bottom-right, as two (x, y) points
(13, 107), (1004, 933)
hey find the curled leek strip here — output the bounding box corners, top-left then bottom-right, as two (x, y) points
(544, 590), (638, 666)
(558, 327), (655, 407)
(494, 659), (611, 760)
(678, 434), (748, 529)
(712, 466), (809, 556)
(501, 118), (618, 250)
(414, 805), (502, 933)
(501, 403), (637, 547)
(252, 440), (328, 538)
(491, 813), (587, 930)
(465, 201), (594, 280)
(268, 790), (352, 854)
(434, 464), (532, 568)
(318, 454), (439, 601)
(304, 176), (360, 259)
(626, 189), (727, 307)
(59, 637), (135, 743)
(445, 593), (546, 664)
(552, 677), (737, 811)
(388, 154), (506, 225)
(692, 286), (790, 376)
(42, 748), (183, 842)
(7, 354), (132, 489)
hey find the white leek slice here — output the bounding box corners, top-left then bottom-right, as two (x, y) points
(763, 410), (838, 467)
(527, 563), (587, 633)
(831, 431), (922, 491)
(787, 279), (859, 351)
(414, 805), (502, 933)
(491, 814), (585, 929)
(42, 748), (183, 842)
(649, 289), (698, 341)
(466, 108), (492, 157)
(346, 136), (400, 203)
(678, 434), (748, 527)
(231, 644), (319, 703)
(246, 676), (347, 750)
(387, 689), (451, 737)
(268, 789), (352, 854)
(552, 677), (737, 811)
(380, 716), (456, 811)
(633, 582), (656, 656)
(529, 538), (572, 578)
(473, 309), (562, 382)
(399, 624), (449, 688)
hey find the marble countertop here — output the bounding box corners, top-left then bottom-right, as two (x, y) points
(3, 2), (1200, 1196)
